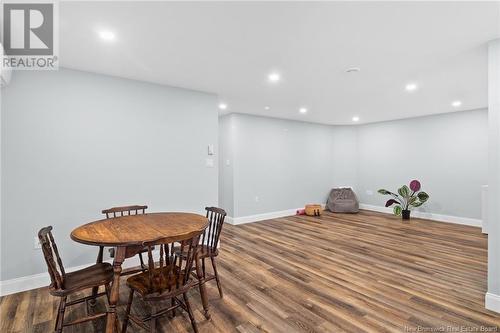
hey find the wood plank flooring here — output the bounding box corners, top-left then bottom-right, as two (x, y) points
(1, 210), (499, 332)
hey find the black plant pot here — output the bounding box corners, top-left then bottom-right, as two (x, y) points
(402, 210), (411, 220)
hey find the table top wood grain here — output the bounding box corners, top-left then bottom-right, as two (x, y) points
(71, 212), (208, 247)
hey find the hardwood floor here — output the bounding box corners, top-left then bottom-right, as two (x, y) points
(2, 210), (499, 332)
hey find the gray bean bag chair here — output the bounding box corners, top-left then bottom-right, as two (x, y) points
(326, 187), (359, 213)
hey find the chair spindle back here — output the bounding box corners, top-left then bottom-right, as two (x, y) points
(201, 207), (227, 250)
(144, 233), (201, 294)
(102, 205), (148, 218)
(38, 226), (66, 290)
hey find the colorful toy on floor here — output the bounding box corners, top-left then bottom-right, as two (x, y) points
(305, 204), (322, 216)
(296, 209), (306, 215)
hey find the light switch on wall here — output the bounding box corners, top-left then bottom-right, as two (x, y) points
(208, 144), (215, 155)
(206, 158), (214, 167)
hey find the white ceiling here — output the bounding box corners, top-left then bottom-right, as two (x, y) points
(60, 1), (500, 125)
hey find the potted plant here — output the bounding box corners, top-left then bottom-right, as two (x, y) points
(378, 180), (429, 221)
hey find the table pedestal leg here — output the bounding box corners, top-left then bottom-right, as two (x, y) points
(195, 254), (210, 319)
(106, 247), (125, 333)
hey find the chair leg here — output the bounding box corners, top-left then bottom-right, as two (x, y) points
(195, 256), (210, 319)
(90, 247), (104, 307)
(55, 296), (67, 333)
(202, 258), (206, 278)
(54, 298), (61, 331)
(87, 294), (99, 333)
(121, 289), (134, 333)
(139, 252), (148, 272)
(210, 256), (223, 298)
(183, 293), (198, 333)
(105, 283), (111, 305)
(150, 305), (156, 333)
(90, 286), (99, 307)
(171, 297), (176, 317)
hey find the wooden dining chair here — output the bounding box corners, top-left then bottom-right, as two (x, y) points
(197, 207), (227, 298)
(97, 205), (149, 275)
(121, 232), (204, 333)
(38, 226), (114, 333)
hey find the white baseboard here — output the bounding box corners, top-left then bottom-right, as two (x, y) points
(359, 204), (482, 227)
(486, 292), (500, 313)
(227, 204), (328, 225)
(226, 208), (301, 225)
(227, 204), (482, 228)
(0, 251), (147, 297)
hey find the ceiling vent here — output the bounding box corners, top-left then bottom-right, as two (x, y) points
(345, 67), (361, 73)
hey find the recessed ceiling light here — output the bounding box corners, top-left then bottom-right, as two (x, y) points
(346, 67), (361, 73)
(268, 72), (281, 83)
(352, 116), (360, 122)
(451, 100), (462, 107)
(299, 107), (308, 114)
(98, 30), (115, 41)
(405, 83), (418, 92)
(264, 106), (270, 110)
(218, 103), (228, 110)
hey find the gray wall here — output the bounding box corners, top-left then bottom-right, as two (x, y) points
(220, 110), (488, 220)
(1, 69), (218, 280)
(219, 113), (357, 217)
(487, 39), (500, 301)
(357, 110), (488, 219)
(218, 114), (234, 216)
(331, 126), (358, 190)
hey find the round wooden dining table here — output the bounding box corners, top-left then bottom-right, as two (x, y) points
(71, 212), (209, 333)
